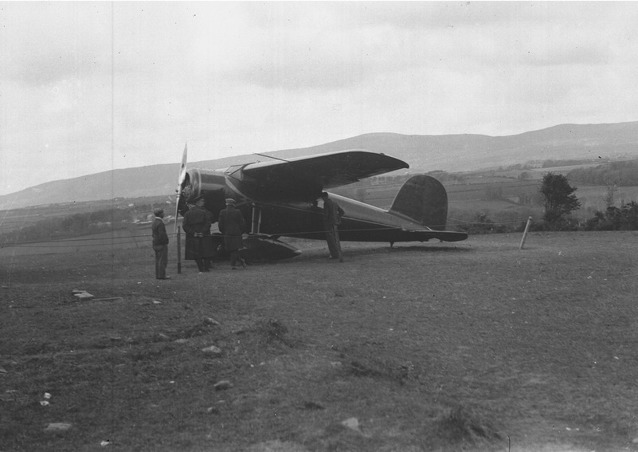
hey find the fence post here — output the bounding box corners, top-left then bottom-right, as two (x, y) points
(519, 216), (532, 250)
(177, 226), (182, 274)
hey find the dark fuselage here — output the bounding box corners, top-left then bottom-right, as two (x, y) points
(179, 167), (466, 244)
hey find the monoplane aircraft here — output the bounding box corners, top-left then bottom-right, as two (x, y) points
(174, 146), (467, 269)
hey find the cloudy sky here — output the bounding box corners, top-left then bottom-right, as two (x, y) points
(1, 2), (638, 196)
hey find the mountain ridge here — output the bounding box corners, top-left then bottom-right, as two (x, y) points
(3, 121), (638, 209)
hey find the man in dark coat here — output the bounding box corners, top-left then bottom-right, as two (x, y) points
(321, 191), (344, 262)
(151, 208), (170, 279)
(218, 198), (246, 269)
(182, 196), (215, 273)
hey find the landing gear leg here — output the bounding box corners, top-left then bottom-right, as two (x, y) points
(251, 204), (262, 234)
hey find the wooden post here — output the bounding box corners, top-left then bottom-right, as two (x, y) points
(177, 223), (182, 274)
(519, 216), (532, 250)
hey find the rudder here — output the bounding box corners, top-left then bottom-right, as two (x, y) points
(389, 175), (448, 230)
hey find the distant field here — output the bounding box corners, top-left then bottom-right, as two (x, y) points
(577, 185), (638, 211)
(337, 173), (638, 226)
(0, 196), (169, 235)
(3, 168), (638, 248)
(2, 231), (638, 451)
(0, 227), (149, 256)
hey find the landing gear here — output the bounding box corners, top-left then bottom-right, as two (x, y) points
(251, 204), (262, 234)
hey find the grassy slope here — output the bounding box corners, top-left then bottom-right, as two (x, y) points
(1, 232), (638, 451)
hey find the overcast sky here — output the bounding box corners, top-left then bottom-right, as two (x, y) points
(1, 2), (638, 196)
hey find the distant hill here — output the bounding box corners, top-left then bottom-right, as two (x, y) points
(2, 121), (638, 210)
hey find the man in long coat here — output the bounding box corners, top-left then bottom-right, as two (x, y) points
(151, 208), (170, 279)
(182, 196), (215, 272)
(218, 198), (246, 269)
(321, 191), (345, 262)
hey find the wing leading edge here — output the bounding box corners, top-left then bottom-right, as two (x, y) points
(228, 150), (408, 202)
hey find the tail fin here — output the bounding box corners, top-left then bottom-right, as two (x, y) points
(389, 175), (448, 230)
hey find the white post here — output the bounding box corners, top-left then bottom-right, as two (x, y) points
(519, 216), (532, 250)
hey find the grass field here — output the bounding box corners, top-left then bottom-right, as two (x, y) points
(2, 232), (638, 451)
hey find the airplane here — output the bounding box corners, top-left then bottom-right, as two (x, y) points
(174, 146), (467, 269)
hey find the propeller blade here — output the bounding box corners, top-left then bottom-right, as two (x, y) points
(178, 142), (188, 187)
(174, 143), (188, 233)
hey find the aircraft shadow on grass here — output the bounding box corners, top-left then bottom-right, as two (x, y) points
(294, 244), (472, 263)
(386, 244), (471, 254)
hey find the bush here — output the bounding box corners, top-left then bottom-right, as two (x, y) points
(530, 217), (580, 232)
(583, 201), (638, 231)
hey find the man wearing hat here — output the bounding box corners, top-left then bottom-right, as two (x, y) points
(218, 198), (247, 269)
(182, 195), (215, 273)
(151, 208), (170, 280)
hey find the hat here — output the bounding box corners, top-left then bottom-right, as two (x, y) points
(225, 198), (236, 205)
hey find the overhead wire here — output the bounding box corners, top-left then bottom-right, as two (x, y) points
(0, 221), (534, 250)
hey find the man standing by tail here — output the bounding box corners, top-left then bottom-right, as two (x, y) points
(151, 208), (170, 280)
(320, 191), (344, 262)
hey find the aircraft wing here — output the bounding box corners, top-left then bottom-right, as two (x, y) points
(232, 150), (408, 201)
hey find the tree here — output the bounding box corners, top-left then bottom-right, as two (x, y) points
(540, 173), (581, 225)
(603, 183), (618, 208)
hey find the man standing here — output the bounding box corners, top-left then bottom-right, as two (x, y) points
(320, 191), (344, 262)
(151, 208), (170, 280)
(218, 198), (246, 269)
(182, 196), (215, 273)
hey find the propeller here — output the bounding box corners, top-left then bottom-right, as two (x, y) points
(175, 143), (188, 233)
(175, 143), (188, 274)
